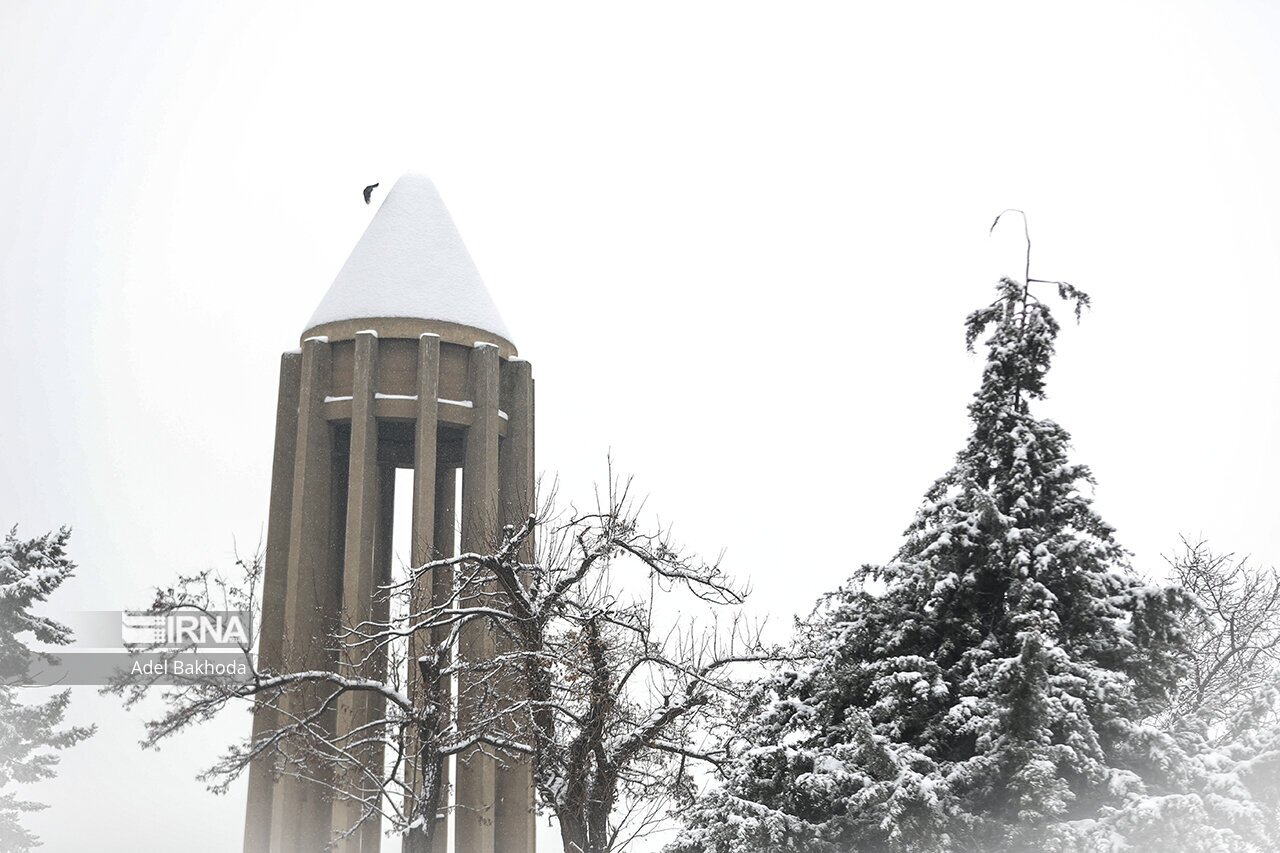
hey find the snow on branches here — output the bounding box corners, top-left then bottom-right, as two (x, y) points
(670, 230), (1279, 853)
(107, 474), (773, 853)
(0, 527), (94, 853)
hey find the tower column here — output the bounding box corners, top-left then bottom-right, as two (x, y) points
(496, 358), (535, 853)
(429, 464), (457, 853)
(456, 342), (501, 853)
(361, 462), (396, 853)
(333, 331), (382, 849)
(244, 351), (301, 853)
(406, 333), (444, 853)
(272, 336), (340, 853)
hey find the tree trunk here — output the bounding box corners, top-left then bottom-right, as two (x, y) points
(558, 810), (590, 853)
(401, 748), (438, 853)
(404, 656), (445, 853)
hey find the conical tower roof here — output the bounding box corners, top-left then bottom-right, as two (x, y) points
(304, 173), (513, 346)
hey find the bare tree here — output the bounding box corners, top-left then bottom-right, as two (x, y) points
(1164, 537), (1280, 741)
(482, 477), (769, 853)
(107, 474), (772, 853)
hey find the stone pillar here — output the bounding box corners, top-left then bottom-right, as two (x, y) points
(406, 333), (442, 853)
(271, 336), (340, 853)
(456, 343), (501, 853)
(244, 351), (301, 853)
(495, 358), (535, 853)
(361, 462), (396, 853)
(429, 464), (456, 853)
(333, 331), (381, 850)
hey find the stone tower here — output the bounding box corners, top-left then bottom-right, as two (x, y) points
(244, 174), (536, 853)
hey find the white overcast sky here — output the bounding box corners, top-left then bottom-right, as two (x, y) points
(3, 2), (1280, 851)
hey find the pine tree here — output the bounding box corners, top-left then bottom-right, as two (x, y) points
(670, 237), (1277, 852)
(0, 527), (94, 852)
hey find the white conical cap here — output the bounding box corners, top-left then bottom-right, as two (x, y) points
(305, 173), (512, 341)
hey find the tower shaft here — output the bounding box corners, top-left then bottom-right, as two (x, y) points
(246, 325), (534, 853)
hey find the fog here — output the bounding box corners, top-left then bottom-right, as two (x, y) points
(2, 2), (1278, 850)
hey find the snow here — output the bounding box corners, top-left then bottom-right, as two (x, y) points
(334, 393), (495, 411)
(813, 755), (845, 775)
(304, 173), (513, 342)
(670, 278), (1280, 853)
(330, 393), (495, 410)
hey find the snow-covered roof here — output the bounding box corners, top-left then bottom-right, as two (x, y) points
(304, 173), (512, 342)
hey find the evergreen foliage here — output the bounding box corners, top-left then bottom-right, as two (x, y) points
(0, 527), (94, 852)
(669, 274), (1279, 852)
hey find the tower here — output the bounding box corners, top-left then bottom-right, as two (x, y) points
(244, 174), (536, 853)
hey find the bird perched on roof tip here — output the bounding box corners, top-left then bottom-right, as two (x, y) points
(363, 183), (379, 204)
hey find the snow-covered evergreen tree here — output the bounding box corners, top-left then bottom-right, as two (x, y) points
(0, 527), (94, 852)
(669, 270), (1278, 852)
